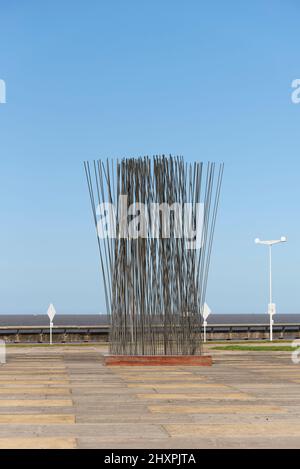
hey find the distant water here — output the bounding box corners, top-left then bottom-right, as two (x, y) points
(0, 314), (109, 327)
(0, 313), (298, 327)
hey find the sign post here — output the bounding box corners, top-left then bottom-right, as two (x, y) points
(47, 304), (56, 345)
(202, 303), (211, 343)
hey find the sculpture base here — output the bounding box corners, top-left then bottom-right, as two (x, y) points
(104, 355), (212, 366)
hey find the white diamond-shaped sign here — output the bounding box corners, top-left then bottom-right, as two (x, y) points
(202, 303), (211, 321)
(47, 304), (56, 322)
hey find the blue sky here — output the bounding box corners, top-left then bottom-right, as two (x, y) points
(0, 0), (299, 314)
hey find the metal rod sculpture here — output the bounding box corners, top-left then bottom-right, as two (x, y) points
(84, 156), (223, 356)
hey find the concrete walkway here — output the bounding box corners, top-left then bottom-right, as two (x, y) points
(0, 345), (299, 448)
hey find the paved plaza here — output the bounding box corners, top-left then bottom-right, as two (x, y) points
(0, 345), (299, 448)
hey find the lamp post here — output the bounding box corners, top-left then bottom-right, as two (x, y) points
(255, 236), (287, 341)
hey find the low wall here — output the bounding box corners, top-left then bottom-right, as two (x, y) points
(0, 326), (109, 344)
(0, 324), (300, 343)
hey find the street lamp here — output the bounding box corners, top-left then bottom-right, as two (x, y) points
(255, 236), (287, 341)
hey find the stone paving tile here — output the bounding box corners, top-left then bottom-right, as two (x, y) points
(0, 437), (76, 449)
(76, 414), (194, 424)
(0, 423), (168, 439)
(0, 414), (75, 423)
(164, 422), (300, 438)
(0, 399), (73, 407)
(136, 392), (254, 400)
(76, 436), (300, 449)
(127, 383), (228, 389)
(0, 388), (70, 395)
(0, 380), (70, 385)
(121, 376), (208, 381)
(148, 404), (285, 414)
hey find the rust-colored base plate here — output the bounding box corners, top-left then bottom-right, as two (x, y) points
(104, 355), (212, 366)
